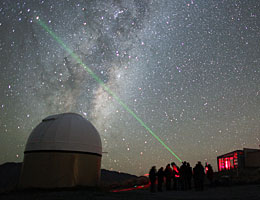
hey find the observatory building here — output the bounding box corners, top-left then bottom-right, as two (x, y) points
(217, 148), (260, 172)
(19, 113), (102, 189)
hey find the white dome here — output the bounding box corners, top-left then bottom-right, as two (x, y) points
(25, 113), (102, 156)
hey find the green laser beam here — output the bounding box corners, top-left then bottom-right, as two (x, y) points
(36, 18), (182, 163)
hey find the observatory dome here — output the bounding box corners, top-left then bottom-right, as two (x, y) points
(20, 113), (102, 188)
(25, 113), (102, 156)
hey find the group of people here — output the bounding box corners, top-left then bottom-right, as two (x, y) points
(149, 161), (214, 192)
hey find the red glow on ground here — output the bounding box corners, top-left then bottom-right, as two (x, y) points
(112, 183), (150, 193)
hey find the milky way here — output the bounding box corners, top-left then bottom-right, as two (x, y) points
(0, 0), (260, 175)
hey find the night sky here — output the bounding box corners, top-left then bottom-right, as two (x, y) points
(0, 0), (259, 175)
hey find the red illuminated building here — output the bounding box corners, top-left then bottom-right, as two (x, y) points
(217, 148), (260, 172)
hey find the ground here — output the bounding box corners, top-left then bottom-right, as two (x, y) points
(1, 184), (260, 200)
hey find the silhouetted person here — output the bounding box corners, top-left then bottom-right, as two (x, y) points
(164, 164), (172, 190)
(206, 164), (214, 186)
(171, 162), (179, 190)
(193, 161), (205, 191)
(157, 167), (164, 192)
(193, 164), (198, 190)
(179, 161), (188, 190)
(186, 162), (192, 190)
(149, 166), (157, 192)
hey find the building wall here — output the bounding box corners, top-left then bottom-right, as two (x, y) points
(244, 151), (260, 168)
(19, 152), (102, 189)
(217, 149), (260, 171)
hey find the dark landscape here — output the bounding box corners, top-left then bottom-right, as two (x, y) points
(1, 162), (260, 200)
